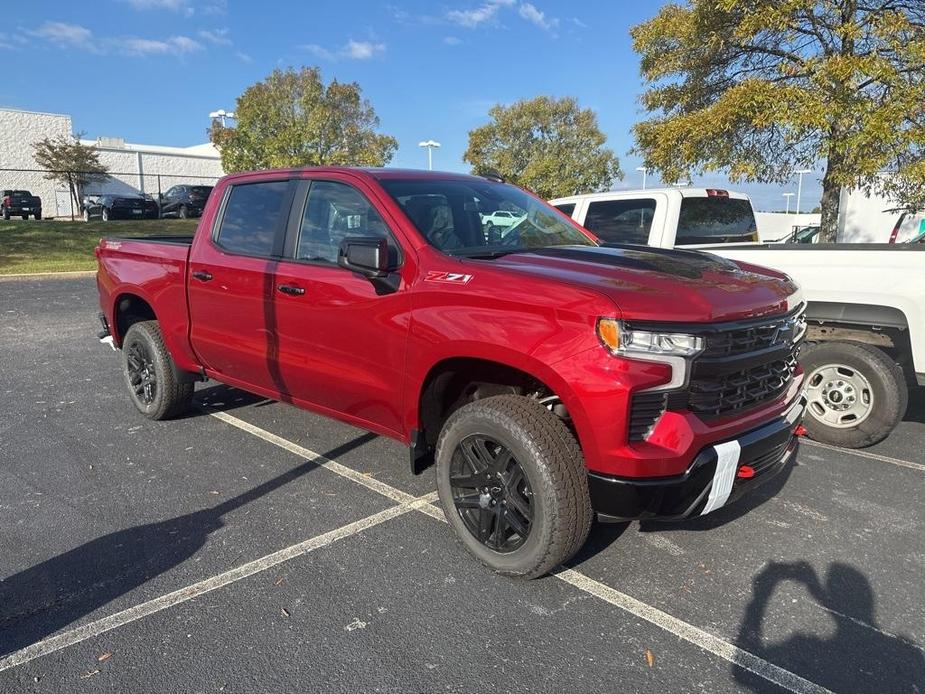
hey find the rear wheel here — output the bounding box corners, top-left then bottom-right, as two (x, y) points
(2, 209), (9, 220)
(178, 204), (188, 219)
(801, 341), (907, 448)
(121, 321), (193, 420)
(34, 211), (41, 220)
(21, 214), (28, 220)
(435, 395), (593, 579)
(83, 208), (91, 222)
(101, 207), (110, 222)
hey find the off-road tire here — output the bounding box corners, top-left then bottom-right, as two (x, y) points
(121, 321), (193, 420)
(801, 341), (907, 448)
(435, 395), (593, 579)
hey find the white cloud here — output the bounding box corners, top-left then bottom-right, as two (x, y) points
(118, 35), (202, 54)
(166, 35), (202, 52)
(447, 1), (510, 28)
(301, 43), (336, 61)
(198, 28), (232, 46)
(301, 39), (385, 61)
(344, 39), (384, 60)
(518, 3), (558, 31)
(32, 22), (95, 50)
(443, 36), (463, 46)
(122, 0), (190, 11)
(235, 51), (253, 63)
(571, 17), (588, 29)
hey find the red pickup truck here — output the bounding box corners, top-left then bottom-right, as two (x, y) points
(96, 167), (807, 578)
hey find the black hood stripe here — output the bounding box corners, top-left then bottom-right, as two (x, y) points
(528, 244), (741, 280)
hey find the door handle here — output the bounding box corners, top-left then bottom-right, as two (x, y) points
(277, 284), (305, 296)
(192, 270), (213, 282)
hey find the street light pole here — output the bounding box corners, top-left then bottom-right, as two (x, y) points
(635, 166), (648, 190)
(794, 169), (811, 214)
(209, 109), (236, 128)
(783, 193), (795, 214)
(418, 140), (441, 170)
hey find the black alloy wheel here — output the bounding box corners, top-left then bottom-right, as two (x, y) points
(450, 434), (534, 552)
(126, 339), (157, 406)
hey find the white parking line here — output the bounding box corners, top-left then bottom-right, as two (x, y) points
(0, 493), (438, 674)
(205, 410), (832, 694)
(803, 439), (925, 472)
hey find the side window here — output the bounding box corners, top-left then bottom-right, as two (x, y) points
(296, 181), (392, 264)
(584, 199), (656, 245)
(164, 187), (177, 198)
(553, 202), (576, 217)
(215, 180), (289, 256)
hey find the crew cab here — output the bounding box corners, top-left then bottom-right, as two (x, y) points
(96, 168), (806, 578)
(2, 189), (42, 220)
(552, 188), (924, 449)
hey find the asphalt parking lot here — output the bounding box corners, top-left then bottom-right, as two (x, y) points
(1, 275), (924, 693)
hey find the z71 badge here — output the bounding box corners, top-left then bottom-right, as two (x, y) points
(424, 271), (473, 284)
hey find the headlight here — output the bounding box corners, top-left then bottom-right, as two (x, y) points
(786, 287), (804, 313)
(596, 319), (704, 357)
(597, 318), (704, 391)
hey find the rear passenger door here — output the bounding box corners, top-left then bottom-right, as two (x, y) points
(269, 175), (412, 436)
(187, 177), (295, 395)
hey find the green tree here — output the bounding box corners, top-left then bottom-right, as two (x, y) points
(32, 135), (109, 220)
(631, 1), (925, 241)
(211, 67), (397, 172)
(463, 96), (622, 199)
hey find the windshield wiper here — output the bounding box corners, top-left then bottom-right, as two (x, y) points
(454, 249), (522, 259)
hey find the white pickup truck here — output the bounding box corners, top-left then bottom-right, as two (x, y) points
(550, 188), (924, 448)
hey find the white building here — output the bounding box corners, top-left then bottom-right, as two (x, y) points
(0, 106), (224, 218)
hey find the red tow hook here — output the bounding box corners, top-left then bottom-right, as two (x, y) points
(795, 424), (807, 437)
(736, 465), (755, 479)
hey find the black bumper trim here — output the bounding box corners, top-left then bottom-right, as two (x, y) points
(589, 400), (804, 521)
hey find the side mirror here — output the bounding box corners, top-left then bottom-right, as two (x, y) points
(338, 236), (390, 278)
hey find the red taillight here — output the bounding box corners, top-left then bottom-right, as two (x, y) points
(889, 222), (901, 243)
(795, 424), (807, 436)
(736, 465), (755, 479)
(706, 189), (729, 197)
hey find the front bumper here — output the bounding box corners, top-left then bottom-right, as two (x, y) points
(588, 395), (806, 521)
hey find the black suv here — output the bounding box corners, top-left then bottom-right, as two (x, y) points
(2, 190), (42, 220)
(158, 185), (213, 218)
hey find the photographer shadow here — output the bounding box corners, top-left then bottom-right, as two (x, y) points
(733, 561), (925, 692)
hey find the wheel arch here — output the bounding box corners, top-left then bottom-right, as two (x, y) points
(112, 292), (157, 345)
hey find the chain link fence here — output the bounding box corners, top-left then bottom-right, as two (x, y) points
(0, 167), (223, 220)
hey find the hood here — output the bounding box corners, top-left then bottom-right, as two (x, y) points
(489, 245), (798, 323)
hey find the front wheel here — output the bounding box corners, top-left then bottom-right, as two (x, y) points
(178, 204), (188, 219)
(435, 395), (593, 579)
(101, 207), (110, 222)
(121, 321), (194, 420)
(801, 341), (907, 448)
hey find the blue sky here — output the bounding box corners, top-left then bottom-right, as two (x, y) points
(3, 0), (822, 211)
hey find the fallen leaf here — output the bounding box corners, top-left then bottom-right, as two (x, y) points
(97, 652), (113, 662)
(280, 608), (290, 618)
(645, 649), (655, 668)
(80, 669), (100, 679)
(274, 577), (284, 587)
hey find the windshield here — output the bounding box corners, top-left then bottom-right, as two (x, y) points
(190, 186), (213, 195)
(379, 178), (595, 257)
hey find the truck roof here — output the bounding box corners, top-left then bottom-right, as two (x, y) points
(549, 188), (751, 204)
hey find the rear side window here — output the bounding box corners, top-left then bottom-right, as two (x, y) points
(584, 199), (656, 245)
(553, 202), (576, 217)
(676, 197), (758, 244)
(216, 181), (289, 256)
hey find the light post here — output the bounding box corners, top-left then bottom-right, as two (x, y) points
(794, 169), (811, 214)
(783, 193), (795, 214)
(209, 109), (236, 127)
(635, 166), (648, 190)
(418, 140), (441, 170)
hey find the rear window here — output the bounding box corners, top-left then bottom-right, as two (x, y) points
(553, 202), (575, 217)
(676, 197), (758, 245)
(190, 186), (213, 196)
(216, 181), (289, 256)
(584, 199), (656, 245)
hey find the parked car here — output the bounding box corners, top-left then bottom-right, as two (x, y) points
(481, 209), (525, 229)
(96, 167), (806, 578)
(551, 188), (924, 448)
(158, 185), (213, 219)
(780, 225), (821, 244)
(2, 189), (42, 220)
(83, 194), (159, 221)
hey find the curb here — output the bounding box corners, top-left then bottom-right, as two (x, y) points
(0, 270), (96, 280)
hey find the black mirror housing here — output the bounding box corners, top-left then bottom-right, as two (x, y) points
(338, 236), (390, 278)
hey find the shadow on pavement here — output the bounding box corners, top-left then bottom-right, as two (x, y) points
(733, 561), (925, 692)
(0, 432), (376, 658)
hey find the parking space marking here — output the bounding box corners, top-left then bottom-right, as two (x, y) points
(0, 493), (438, 674)
(803, 440), (925, 472)
(554, 568), (832, 694)
(208, 409), (833, 694)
